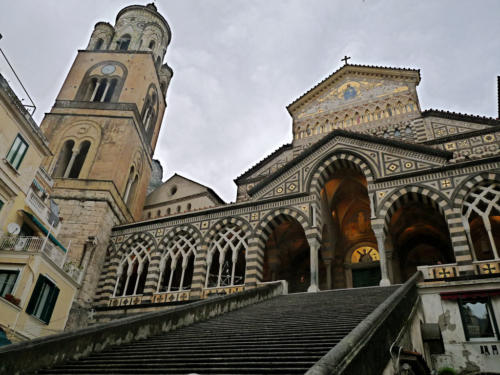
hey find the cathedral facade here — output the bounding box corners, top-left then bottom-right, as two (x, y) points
(3, 3), (498, 373)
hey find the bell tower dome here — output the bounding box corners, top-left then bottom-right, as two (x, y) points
(39, 3), (173, 328)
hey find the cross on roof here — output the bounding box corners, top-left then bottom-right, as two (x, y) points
(341, 55), (351, 65)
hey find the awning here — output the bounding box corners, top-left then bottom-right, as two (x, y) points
(21, 210), (67, 253)
(440, 290), (500, 300)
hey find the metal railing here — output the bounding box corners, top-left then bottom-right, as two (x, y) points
(0, 235), (82, 283)
(25, 190), (60, 232)
(0, 47), (36, 115)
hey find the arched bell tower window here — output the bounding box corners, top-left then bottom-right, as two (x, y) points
(141, 85), (159, 137)
(76, 62), (127, 103)
(53, 140), (91, 179)
(116, 34), (131, 51)
(95, 38), (104, 50)
(123, 166), (139, 207)
(68, 141), (91, 178)
(148, 40), (155, 50)
(52, 140), (75, 178)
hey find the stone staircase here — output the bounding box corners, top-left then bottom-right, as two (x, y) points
(37, 285), (398, 375)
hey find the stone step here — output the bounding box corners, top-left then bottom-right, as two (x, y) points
(38, 286), (399, 375)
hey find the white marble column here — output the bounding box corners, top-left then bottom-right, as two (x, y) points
(63, 149), (80, 178)
(307, 237), (320, 292)
(373, 228), (391, 286)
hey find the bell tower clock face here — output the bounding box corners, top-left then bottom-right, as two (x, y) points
(101, 64), (116, 75)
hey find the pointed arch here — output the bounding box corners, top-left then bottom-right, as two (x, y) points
(157, 225), (201, 292)
(203, 217), (251, 288)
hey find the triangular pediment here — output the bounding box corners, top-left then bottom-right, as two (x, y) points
(146, 174), (224, 206)
(247, 130), (451, 200)
(287, 64), (420, 120)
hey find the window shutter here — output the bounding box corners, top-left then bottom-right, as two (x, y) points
(26, 276), (46, 314)
(41, 286), (59, 323)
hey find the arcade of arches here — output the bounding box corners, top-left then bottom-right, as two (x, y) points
(262, 166), (458, 292)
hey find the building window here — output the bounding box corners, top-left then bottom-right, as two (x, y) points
(116, 34), (131, 50)
(0, 199), (3, 212)
(95, 38), (104, 50)
(6, 134), (28, 170)
(113, 244), (150, 297)
(0, 270), (19, 297)
(26, 275), (59, 324)
(459, 298), (498, 340)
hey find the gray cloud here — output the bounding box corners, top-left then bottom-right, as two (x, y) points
(1, 0), (499, 202)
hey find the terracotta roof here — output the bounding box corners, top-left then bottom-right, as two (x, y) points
(247, 129), (451, 196)
(422, 109), (500, 126)
(234, 143), (293, 183)
(287, 64), (421, 113)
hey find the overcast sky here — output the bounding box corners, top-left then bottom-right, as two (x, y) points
(1, 1), (499, 202)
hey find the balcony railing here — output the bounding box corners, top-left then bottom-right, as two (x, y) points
(25, 190), (60, 233)
(0, 235), (82, 283)
(417, 263), (459, 280)
(418, 259), (500, 281)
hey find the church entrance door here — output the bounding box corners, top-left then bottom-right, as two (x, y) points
(352, 267), (381, 288)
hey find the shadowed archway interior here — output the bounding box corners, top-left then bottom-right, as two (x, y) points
(262, 219), (310, 293)
(319, 168), (378, 289)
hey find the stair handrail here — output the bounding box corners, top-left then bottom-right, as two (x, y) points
(306, 272), (422, 375)
(0, 281), (285, 375)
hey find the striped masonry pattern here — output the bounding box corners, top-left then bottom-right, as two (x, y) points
(309, 153), (374, 198)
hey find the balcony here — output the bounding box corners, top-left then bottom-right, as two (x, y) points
(25, 189), (60, 235)
(0, 235), (82, 283)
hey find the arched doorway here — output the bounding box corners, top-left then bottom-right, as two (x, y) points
(347, 245), (381, 288)
(386, 194), (454, 282)
(262, 218), (310, 293)
(318, 166), (379, 289)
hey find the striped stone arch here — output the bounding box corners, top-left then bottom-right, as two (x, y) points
(377, 185), (452, 235)
(117, 231), (157, 258)
(375, 184), (474, 266)
(158, 224), (202, 254)
(246, 207), (313, 286)
(452, 172), (500, 210)
(202, 216), (252, 248)
(307, 150), (376, 197)
(253, 207), (312, 249)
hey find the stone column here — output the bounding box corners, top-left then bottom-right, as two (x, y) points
(143, 251), (161, 301)
(63, 149), (80, 178)
(462, 218), (477, 261)
(307, 237), (320, 292)
(373, 228), (391, 286)
(190, 244), (207, 299)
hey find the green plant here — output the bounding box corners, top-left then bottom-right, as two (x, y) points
(438, 367), (457, 375)
(3, 293), (20, 306)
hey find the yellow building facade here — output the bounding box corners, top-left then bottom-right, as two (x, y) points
(0, 68), (80, 342)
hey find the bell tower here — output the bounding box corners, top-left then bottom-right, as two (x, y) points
(40, 3), (173, 328)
